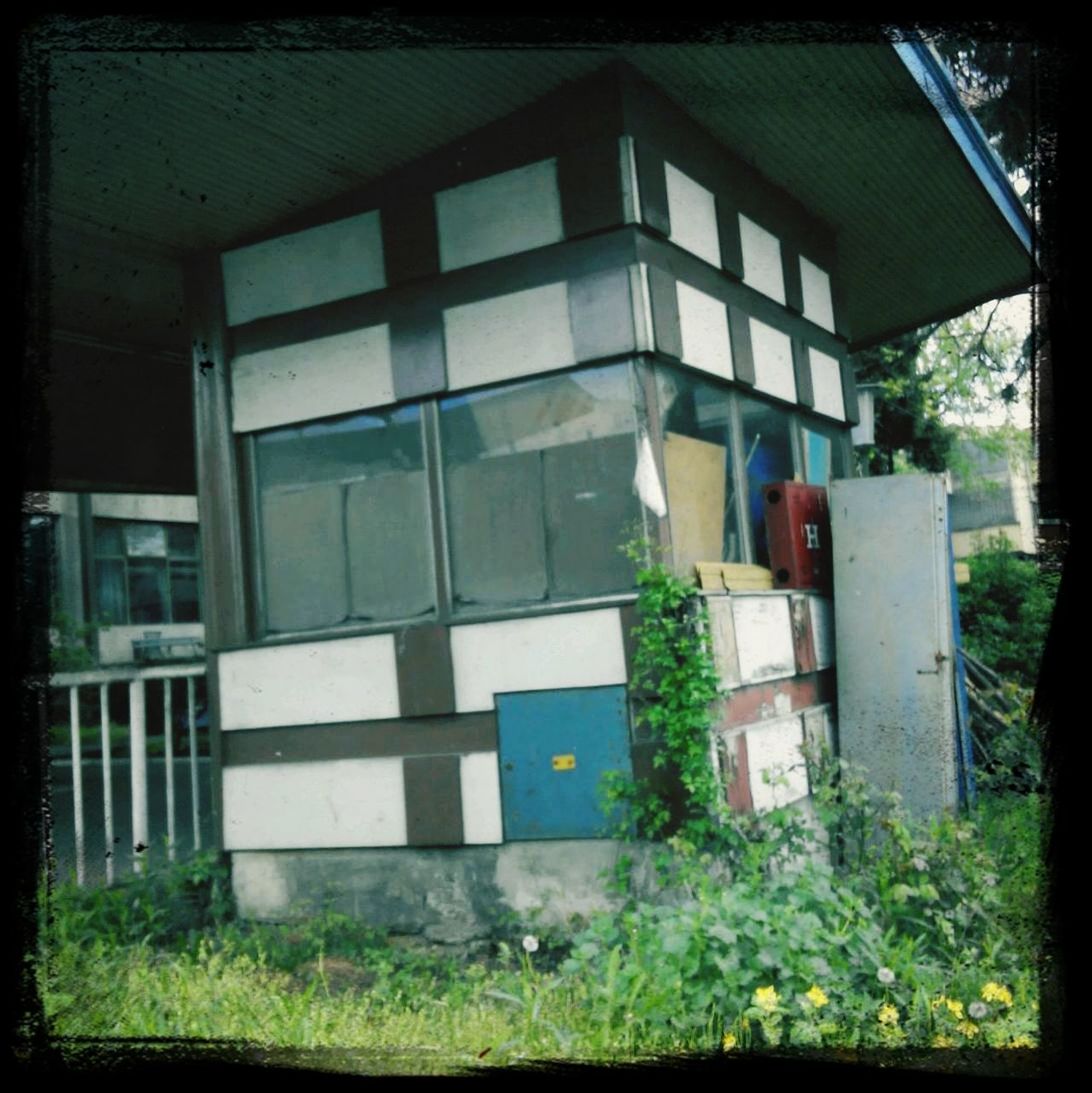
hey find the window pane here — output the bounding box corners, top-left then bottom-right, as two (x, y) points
(255, 405), (432, 632)
(440, 364), (639, 609)
(801, 418), (848, 489)
(94, 521), (124, 556)
(655, 368), (744, 569)
(125, 523), (167, 558)
(128, 559), (168, 624)
(167, 524), (198, 559)
(95, 558), (127, 624)
(169, 561), (201, 623)
(738, 394), (796, 569)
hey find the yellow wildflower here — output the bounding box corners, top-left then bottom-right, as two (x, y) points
(981, 981), (1014, 1008)
(805, 985), (829, 1009)
(945, 998), (965, 1020)
(878, 1003), (899, 1027)
(722, 1032), (737, 1051)
(932, 1034), (955, 1048)
(957, 1020), (979, 1039)
(753, 986), (779, 1013)
(1008, 1035), (1035, 1049)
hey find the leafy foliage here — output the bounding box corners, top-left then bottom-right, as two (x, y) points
(959, 535), (1058, 689)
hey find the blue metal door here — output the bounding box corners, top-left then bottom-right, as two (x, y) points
(496, 685), (631, 840)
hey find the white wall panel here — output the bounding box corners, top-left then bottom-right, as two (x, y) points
(436, 159), (564, 272)
(218, 635), (400, 730)
(800, 256), (836, 333)
(732, 595), (796, 684)
(221, 211), (385, 327)
(677, 282), (733, 381)
(809, 348), (846, 421)
(808, 596), (835, 670)
(460, 752), (504, 844)
(231, 324), (393, 433)
(443, 283), (575, 391)
(739, 214), (786, 304)
(91, 494), (199, 522)
(665, 163), (721, 267)
(749, 319), (796, 403)
(451, 609), (627, 713)
(745, 715), (809, 812)
(222, 758), (406, 849)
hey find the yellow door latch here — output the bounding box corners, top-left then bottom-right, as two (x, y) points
(551, 754), (576, 771)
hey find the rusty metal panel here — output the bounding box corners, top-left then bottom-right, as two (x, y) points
(791, 593), (818, 673)
(831, 474), (959, 818)
(404, 755), (464, 847)
(721, 731), (753, 814)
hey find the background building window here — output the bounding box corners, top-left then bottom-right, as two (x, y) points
(254, 405), (434, 633)
(94, 520), (202, 625)
(439, 363), (641, 610)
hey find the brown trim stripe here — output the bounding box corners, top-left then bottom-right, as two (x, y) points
(646, 265), (682, 360)
(558, 136), (627, 240)
(403, 754), (464, 846)
(221, 712), (497, 767)
(724, 731), (753, 814)
(396, 623), (455, 718)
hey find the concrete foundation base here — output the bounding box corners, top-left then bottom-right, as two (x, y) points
(231, 840), (667, 943)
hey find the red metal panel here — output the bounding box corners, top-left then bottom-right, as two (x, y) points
(763, 481), (832, 592)
(715, 669), (836, 729)
(723, 732), (753, 813)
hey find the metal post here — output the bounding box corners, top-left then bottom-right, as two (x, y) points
(164, 679), (175, 861)
(129, 678), (148, 874)
(187, 676), (201, 850)
(68, 685), (85, 886)
(99, 682), (115, 886)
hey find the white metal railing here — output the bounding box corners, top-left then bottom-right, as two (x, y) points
(49, 662), (207, 886)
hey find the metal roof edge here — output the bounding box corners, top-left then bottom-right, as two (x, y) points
(892, 35), (1034, 259)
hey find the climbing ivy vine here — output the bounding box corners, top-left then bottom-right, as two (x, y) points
(604, 542), (725, 851)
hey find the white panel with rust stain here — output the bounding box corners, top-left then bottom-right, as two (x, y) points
(676, 281), (733, 381)
(232, 324), (394, 432)
(809, 348), (846, 421)
(732, 594), (796, 684)
(460, 752), (504, 844)
(221, 210), (385, 327)
(802, 704), (834, 757)
(218, 635), (400, 730)
(745, 715), (809, 812)
(222, 758), (406, 849)
(706, 595), (742, 690)
(436, 159), (564, 272)
(739, 214), (786, 304)
(665, 163), (721, 268)
(443, 283), (575, 391)
(450, 609), (627, 713)
(749, 319), (796, 403)
(800, 255), (836, 333)
(809, 596), (835, 669)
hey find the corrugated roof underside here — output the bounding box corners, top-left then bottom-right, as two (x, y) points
(43, 45), (1033, 356)
(627, 43), (1034, 347)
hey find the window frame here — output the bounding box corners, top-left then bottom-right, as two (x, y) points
(239, 357), (853, 643)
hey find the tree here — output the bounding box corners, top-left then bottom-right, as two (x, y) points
(852, 30), (1039, 476)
